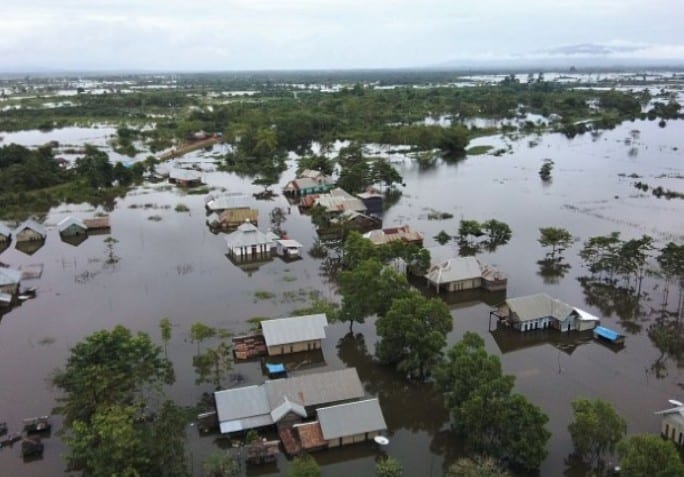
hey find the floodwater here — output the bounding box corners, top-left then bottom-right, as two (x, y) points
(0, 117), (683, 477)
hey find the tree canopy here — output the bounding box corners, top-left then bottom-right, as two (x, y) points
(617, 434), (684, 477)
(568, 398), (627, 465)
(376, 291), (452, 380)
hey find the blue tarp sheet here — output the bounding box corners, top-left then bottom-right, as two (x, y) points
(594, 326), (621, 342)
(266, 363), (286, 374)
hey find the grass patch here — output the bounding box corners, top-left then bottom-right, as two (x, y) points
(175, 203), (190, 212)
(427, 210), (454, 220)
(466, 145), (494, 155)
(148, 215), (163, 221)
(282, 275), (297, 282)
(186, 186), (212, 195)
(253, 290), (276, 301)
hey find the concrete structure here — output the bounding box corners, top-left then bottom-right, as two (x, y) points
(15, 220), (47, 243)
(275, 239), (303, 259)
(283, 170), (335, 197)
(426, 256), (507, 293)
(656, 403), (684, 446)
(57, 217), (87, 237)
(224, 222), (276, 261)
(261, 314), (328, 355)
(364, 225), (423, 247)
(0, 223), (12, 243)
(214, 368), (365, 434)
(317, 398), (387, 448)
(494, 293), (600, 333)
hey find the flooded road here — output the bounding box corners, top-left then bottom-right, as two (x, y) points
(0, 118), (683, 476)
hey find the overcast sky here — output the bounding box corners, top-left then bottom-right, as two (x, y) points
(2, 0), (684, 71)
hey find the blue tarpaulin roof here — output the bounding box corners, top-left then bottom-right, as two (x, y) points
(594, 326), (622, 342)
(265, 363), (286, 374)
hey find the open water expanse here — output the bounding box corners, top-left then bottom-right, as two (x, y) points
(0, 117), (683, 476)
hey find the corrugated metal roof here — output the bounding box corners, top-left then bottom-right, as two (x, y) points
(206, 197), (235, 211)
(505, 293), (574, 322)
(224, 222), (274, 249)
(265, 368), (364, 408)
(261, 314), (328, 347)
(57, 216), (86, 233)
(364, 225), (423, 246)
(317, 398), (387, 440)
(575, 308), (600, 322)
(214, 385), (271, 423)
(276, 239), (303, 249)
(0, 223), (12, 238)
(270, 396), (307, 422)
(0, 268), (22, 286)
(169, 168), (202, 181)
(219, 414), (274, 434)
(15, 219), (47, 238)
(0, 292), (12, 304)
(426, 257), (482, 285)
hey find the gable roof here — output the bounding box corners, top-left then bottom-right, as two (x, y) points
(57, 216), (86, 233)
(224, 222), (274, 249)
(317, 398), (387, 440)
(261, 314), (328, 347)
(426, 257), (482, 285)
(206, 196), (235, 211)
(364, 225), (423, 245)
(270, 396), (307, 422)
(505, 293), (575, 322)
(15, 219), (47, 238)
(276, 239), (303, 249)
(214, 385), (272, 433)
(264, 368), (364, 408)
(0, 267), (22, 286)
(169, 168), (202, 181)
(0, 223), (12, 238)
(314, 188), (367, 214)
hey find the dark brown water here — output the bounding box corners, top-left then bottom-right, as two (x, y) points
(1, 118), (683, 476)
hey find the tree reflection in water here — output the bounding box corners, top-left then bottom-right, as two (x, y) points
(537, 258), (571, 284)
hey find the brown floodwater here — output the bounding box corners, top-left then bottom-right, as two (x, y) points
(0, 117), (683, 476)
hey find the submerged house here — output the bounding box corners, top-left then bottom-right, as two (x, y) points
(15, 219), (47, 243)
(274, 239), (304, 259)
(356, 191), (384, 216)
(283, 170), (335, 197)
(214, 368), (365, 434)
(224, 222), (277, 261)
(364, 225), (424, 247)
(425, 256), (507, 293)
(655, 403), (684, 446)
(316, 398), (387, 448)
(493, 293), (600, 333)
(261, 314), (328, 355)
(83, 216), (111, 233)
(302, 188), (367, 215)
(0, 267), (22, 304)
(216, 208), (259, 230)
(169, 168), (203, 187)
(0, 223), (12, 244)
(205, 196), (236, 213)
(57, 216), (87, 237)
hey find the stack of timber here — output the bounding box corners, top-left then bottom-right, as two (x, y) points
(232, 334), (267, 360)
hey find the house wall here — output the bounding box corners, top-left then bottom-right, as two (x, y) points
(16, 229), (43, 242)
(662, 416), (684, 446)
(446, 277), (482, 292)
(267, 339), (321, 356)
(0, 234), (10, 243)
(61, 225), (87, 237)
(514, 315), (554, 332)
(577, 320), (597, 332)
(228, 244), (272, 260)
(327, 431), (379, 448)
(0, 283), (19, 295)
(482, 278), (507, 292)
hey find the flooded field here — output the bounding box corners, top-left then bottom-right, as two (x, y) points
(0, 117), (683, 476)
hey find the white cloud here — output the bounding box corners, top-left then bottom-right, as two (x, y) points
(1, 0), (683, 70)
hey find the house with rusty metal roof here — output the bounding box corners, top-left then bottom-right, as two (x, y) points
(364, 224), (423, 247)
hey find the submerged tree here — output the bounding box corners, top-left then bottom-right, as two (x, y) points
(376, 456), (403, 477)
(446, 455), (511, 477)
(376, 291), (452, 380)
(538, 227), (573, 259)
(159, 316), (172, 358)
(539, 158), (554, 182)
(203, 450), (240, 477)
(617, 434), (684, 477)
(568, 398), (627, 466)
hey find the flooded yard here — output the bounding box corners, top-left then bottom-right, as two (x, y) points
(0, 118), (683, 476)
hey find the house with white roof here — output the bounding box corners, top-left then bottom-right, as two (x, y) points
(58, 216), (87, 237)
(224, 222), (277, 261)
(0, 223), (12, 244)
(493, 293), (600, 333)
(214, 368), (365, 434)
(260, 314), (328, 355)
(655, 402), (684, 447)
(425, 256), (507, 292)
(15, 219), (47, 243)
